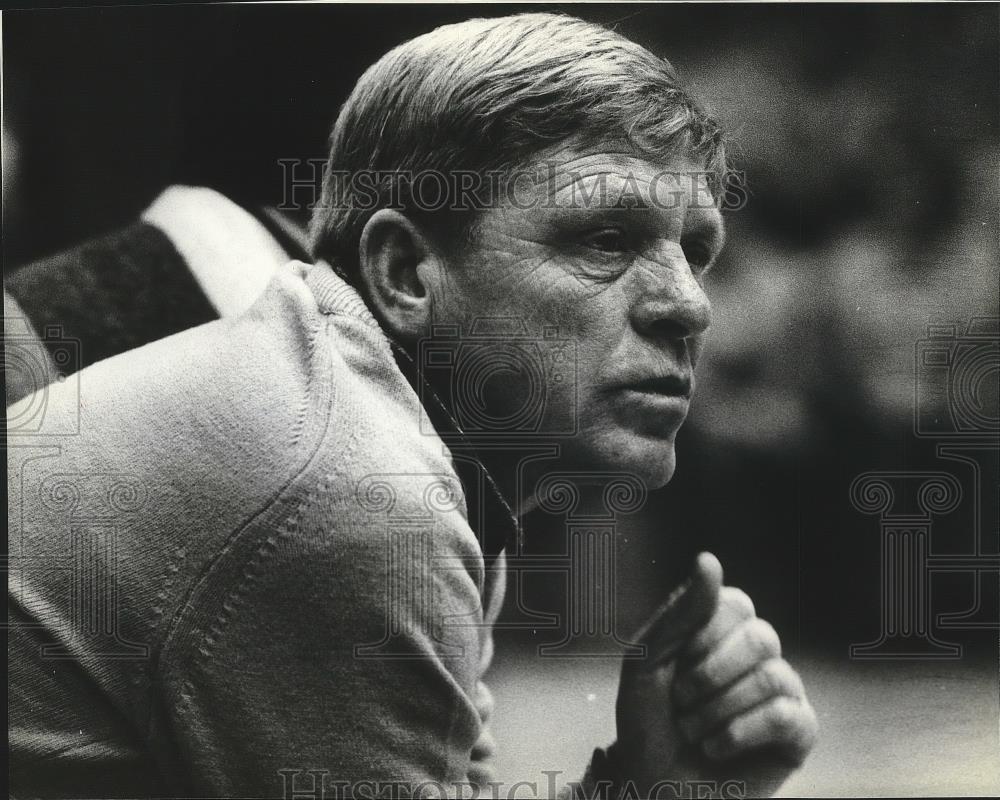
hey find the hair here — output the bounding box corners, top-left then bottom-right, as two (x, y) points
(308, 12), (728, 283)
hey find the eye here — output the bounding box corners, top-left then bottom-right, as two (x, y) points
(682, 239), (714, 273)
(583, 227), (628, 253)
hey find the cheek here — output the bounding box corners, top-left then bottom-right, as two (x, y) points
(689, 333), (707, 367)
(538, 290), (632, 410)
(530, 264), (631, 335)
(448, 249), (632, 352)
(441, 250), (538, 320)
(551, 284), (633, 368)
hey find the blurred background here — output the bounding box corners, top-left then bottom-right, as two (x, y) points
(4, 3), (999, 795)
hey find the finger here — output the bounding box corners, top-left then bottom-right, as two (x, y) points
(467, 755), (497, 789)
(673, 617), (782, 708)
(631, 552), (723, 668)
(470, 727), (497, 762)
(679, 585), (755, 666)
(474, 682), (495, 724)
(677, 657), (805, 743)
(701, 695), (819, 765)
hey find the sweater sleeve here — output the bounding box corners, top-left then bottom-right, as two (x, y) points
(466, 550), (506, 789)
(156, 477), (489, 798)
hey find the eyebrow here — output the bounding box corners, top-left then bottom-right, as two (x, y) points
(603, 194), (652, 210)
(546, 173), (655, 209)
(544, 173), (727, 255)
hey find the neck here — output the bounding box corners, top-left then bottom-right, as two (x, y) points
(463, 442), (558, 519)
(388, 339), (561, 553)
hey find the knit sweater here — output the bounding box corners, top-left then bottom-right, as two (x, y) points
(8, 260), (513, 797)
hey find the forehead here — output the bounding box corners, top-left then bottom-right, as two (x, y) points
(545, 147), (705, 198)
(496, 140), (724, 233)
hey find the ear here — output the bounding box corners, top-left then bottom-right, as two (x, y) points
(358, 209), (443, 342)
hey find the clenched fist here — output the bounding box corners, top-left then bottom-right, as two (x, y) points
(614, 553), (817, 798)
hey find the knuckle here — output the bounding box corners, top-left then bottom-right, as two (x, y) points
(758, 657), (787, 695)
(788, 708), (818, 764)
(689, 662), (714, 694)
(476, 682), (495, 719)
(788, 665), (808, 699)
(802, 699), (820, 742)
(768, 695), (799, 737)
(747, 617), (782, 658)
(718, 719), (740, 751)
(803, 721), (819, 753)
(721, 586), (756, 619)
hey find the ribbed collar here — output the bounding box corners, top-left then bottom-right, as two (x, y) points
(388, 342), (519, 564)
(308, 260), (517, 564)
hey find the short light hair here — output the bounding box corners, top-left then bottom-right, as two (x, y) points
(308, 12), (727, 281)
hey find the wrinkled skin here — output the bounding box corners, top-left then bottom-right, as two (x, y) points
(617, 553), (818, 798)
(430, 142), (720, 488)
(361, 142), (818, 795)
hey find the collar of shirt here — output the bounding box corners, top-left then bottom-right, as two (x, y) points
(389, 341), (518, 566)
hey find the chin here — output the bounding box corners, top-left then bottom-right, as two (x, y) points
(625, 441), (677, 488)
(569, 428), (679, 490)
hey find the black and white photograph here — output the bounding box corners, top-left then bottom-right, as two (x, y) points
(4, 2), (999, 798)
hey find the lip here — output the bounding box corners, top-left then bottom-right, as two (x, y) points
(619, 374), (693, 399)
(611, 374), (693, 425)
(618, 388), (691, 415)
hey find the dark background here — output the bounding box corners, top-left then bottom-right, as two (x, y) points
(4, 2), (998, 657)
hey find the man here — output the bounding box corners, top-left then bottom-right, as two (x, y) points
(8, 13), (817, 798)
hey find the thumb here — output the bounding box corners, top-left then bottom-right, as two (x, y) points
(631, 551), (723, 668)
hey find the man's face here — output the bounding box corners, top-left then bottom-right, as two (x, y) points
(429, 142), (724, 488)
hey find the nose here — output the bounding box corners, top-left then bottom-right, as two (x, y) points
(630, 248), (712, 343)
